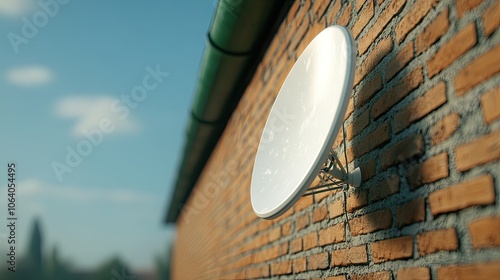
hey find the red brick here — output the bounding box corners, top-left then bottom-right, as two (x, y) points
(437, 261), (500, 279)
(355, 36), (393, 86)
(483, 0), (500, 36)
(338, 3), (352, 26)
(396, 0), (438, 43)
(386, 41), (414, 81)
(360, 158), (376, 182)
(430, 112), (460, 145)
(456, 0), (483, 18)
(290, 238), (303, 254)
(468, 216), (500, 248)
(372, 66), (424, 119)
(418, 228), (458, 256)
(293, 257), (307, 273)
(429, 174), (495, 216)
(359, 0), (407, 54)
(416, 8), (449, 54)
(349, 208), (392, 236)
(396, 197), (426, 228)
(309, 252), (329, 270)
(371, 236), (413, 263)
(381, 134), (425, 170)
(369, 175), (400, 202)
(297, 213), (310, 231)
(427, 23), (477, 77)
(331, 245), (368, 266)
(329, 198), (344, 219)
(303, 232), (318, 250)
(352, 0), (374, 38)
(455, 44), (500, 96)
(344, 97), (355, 121)
(455, 130), (500, 171)
(319, 223), (346, 246)
(398, 267), (430, 280)
(481, 86), (500, 124)
(351, 271), (391, 280)
(346, 109), (370, 140)
(347, 191), (368, 212)
(407, 152), (449, 190)
(394, 82), (447, 133)
(271, 260), (292, 275)
(356, 73), (383, 108)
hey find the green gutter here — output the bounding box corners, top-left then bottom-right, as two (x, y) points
(165, 0), (290, 223)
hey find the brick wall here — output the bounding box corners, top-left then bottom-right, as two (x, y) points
(172, 0), (500, 279)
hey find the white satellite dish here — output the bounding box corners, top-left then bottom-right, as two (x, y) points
(250, 25), (361, 219)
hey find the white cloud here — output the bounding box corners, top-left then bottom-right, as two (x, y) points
(17, 178), (155, 204)
(6, 65), (53, 87)
(54, 95), (141, 138)
(0, 0), (36, 18)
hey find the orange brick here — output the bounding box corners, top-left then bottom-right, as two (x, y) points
(303, 232), (318, 250)
(313, 204), (328, 223)
(455, 44), (500, 96)
(456, 131), (500, 171)
(282, 221), (292, 236)
(352, 0), (374, 38)
(246, 265), (269, 279)
(294, 257), (307, 273)
(468, 216), (500, 248)
(309, 252), (329, 270)
(427, 23), (477, 77)
(288, 17), (310, 53)
(456, 0), (483, 18)
(354, 36), (393, 86)
(418, 228), (458, 256)
(386, 41), (414, 81)
(290, 238), (303, 254)
(358, 0), (406, 54)
(347, 191), (368, 212)
(369, 175), (400, 202)
(416, 8), (449, 54)
(326, 0), (342, 25)
(394, 82), (447, 133)
(271, 260), (292, 276)
(360, 158), (376, 182)
(313, 0), (330, 19)
(326, 276), (347, 280)
(356, 73), (383, 108)
(349, 208), (392, 236)
(319, 223), (346, 246)
(296, 18), (326, 57)
(481, 86), (500, 124)
(346, 109), (370, 140)
(396, 197), (426, 228)
(430, 112), (460, 145)
(297, 213), (310, 231)
(483, 0), (500, 36)
(356, 0), (368, 11)
(396, 0), (438, 43)
(398, 267), (430, 280)
(429, 174), (495, 216)
(351, 271), (391, 280)
(371, 236), (413, 263)
(381, 134), (425, 170)
(268, 227), (281, 243)
(338, 3), (352, 26)
(329, 198), (345, 219)
(295, 196), (313, 212)
(407, 152), (449, 190)
(351, 121), (391, 158)
(331, 245), (368, 266)
(344, 97), (355, 121)
(372, 66), (424, 119)
(437, 261), (500, 279)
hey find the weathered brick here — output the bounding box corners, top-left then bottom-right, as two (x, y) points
(294, 257), (307, 273)
(360, 158), (376, 182)
(418, 228), (458, 256)
(268, 227), (281, 243)
(372, 66), (424, 119)
(427, 23), (477, 77)
(456, 130), (500, 171)
(271, 260), (292, 276)
(303, 232), (318, 250)
(325, 276), (347, 280)
(456, 0), (483, 18)
(430, 112), (460, 145)
(344, 97), (355, 121)
(331, 245), (368, 266)
(371, 236), (413, 263)
(355, 36), (393, 86)
(386, 41), (414, 81)
(295, 196), (313, 212)
(352, 0), (374, 38)
(483, 0), (500, 36)
(398, 267), (430, 280)
(394, 82), (447, 133)
(468, 216), (500, 249)
(282, 221), (292, 236)
(407, 152), (449, 190)
(309, 252), (329, 270)
(356, 0), (368, 11)
(429, 174), (495, 216)
(356, 73), (383, 108)
(359, 0), (407, 54)
(329, 198), (344, 219)
(349, 208), (392, 236)
(369, 175), (400, 202)
(346, 109), (370, 140)
(297, 213), (310, 231)
(313, 204), (328, 223)
(347, 190), (368, 212)
(351, 271), (391, 280)
(351, 121), (391, 158)
(481, 86), (500, 124)
(455, 44), (500, 96)
(246, 265), (269, 279)
(396, 197), (426, 228)
(338, 3), (352, 26)
(290, 238), (303, 254)
(437, 261), (500, 279)
(326, 0), (342, 25)
(319, 223), (346, 246)
(396, 0), (438, 43)
(313, 0), (330, 19)
(381, 134), (425, 170)
(416, 8), (449, 54)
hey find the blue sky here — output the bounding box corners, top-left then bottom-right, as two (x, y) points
(0, 0), (215, 271)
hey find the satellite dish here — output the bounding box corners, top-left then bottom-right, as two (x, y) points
(250, 25), (361, 219)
